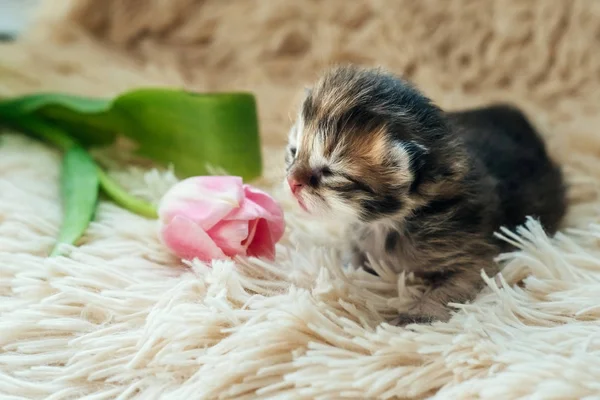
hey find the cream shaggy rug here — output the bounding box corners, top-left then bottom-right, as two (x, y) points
(2, 0), (600, 399)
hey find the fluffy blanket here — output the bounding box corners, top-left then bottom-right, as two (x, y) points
(1, 0), (600, 398)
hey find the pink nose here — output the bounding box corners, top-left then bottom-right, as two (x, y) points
(287, 176), (303, 195)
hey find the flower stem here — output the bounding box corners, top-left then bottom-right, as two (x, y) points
(14, 117), (76, 151)
(12, 117), (158, 219)
(97, 169), (158, 218)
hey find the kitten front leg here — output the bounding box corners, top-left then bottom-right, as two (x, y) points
(393, 263), (495, 325)
(348, 227), (380, 275)
(350, 245), (379, 276)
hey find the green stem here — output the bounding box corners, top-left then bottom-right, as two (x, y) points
(15, 117), (76, 151)
(13, 117), (158, 219)
(97, 169), (158, 218)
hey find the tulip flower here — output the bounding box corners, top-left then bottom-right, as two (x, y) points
(158, 176), (285, 262)
(0, 88), (262, 256)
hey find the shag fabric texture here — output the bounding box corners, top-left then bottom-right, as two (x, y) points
(1, 0), (600, 398)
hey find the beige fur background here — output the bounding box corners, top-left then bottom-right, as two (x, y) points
(4, 0), (600, 212)
(1, 0), (600, 399)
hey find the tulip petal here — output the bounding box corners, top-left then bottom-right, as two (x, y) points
(225, 186), (283, 228)
(160, 215), (227, 262)
(158, 176), (244, 231)
(243, 219), (259, 249)
(246, 219), (276, 260)
(207, 219), (250, 257)
(197, 176), (244, 200)
(242, 185), (285, 241)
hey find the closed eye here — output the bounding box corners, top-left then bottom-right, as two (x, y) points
(325, 172), (374, 194)
(285, 146), (297, 169)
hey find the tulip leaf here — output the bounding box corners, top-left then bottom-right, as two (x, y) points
(10, 117), (158, 220)
(0, 93), (118, 146)
(0, 89), (263, 181)
(51, 145), (99, 256)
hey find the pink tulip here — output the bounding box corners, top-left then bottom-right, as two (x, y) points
(158, 176), (285, 262)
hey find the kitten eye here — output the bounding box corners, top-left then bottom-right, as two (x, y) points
(321, 166), (333, 177)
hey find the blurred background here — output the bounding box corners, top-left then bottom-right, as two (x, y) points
(0, 0), (38, 39)
(0, 0), (598, 168)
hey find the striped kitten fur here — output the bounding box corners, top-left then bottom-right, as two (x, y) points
(284, 64), (566, 324)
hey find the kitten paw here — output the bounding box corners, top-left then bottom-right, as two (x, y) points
(391, 312), (435, 326)
(391, 301), (452, 326)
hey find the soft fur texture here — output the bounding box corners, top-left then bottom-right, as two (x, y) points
(285, 65), (567, 325)
(1, 0), (600, 399)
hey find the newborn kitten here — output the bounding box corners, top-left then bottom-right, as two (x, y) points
(284, 64), (567, 324)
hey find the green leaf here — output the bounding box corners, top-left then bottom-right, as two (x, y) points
(10, 117), (158, 220)
(0, 93), (118, 147)
(0, 89), (263, 181)
(51, 145), (100, 256)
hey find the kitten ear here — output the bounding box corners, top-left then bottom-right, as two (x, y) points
(391, 141), (429, 191)
(404, 141), (428, 173)
(390, 141), (428, 169)
(406, 141), (429, 192)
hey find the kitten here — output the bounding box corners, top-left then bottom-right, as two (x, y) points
(284, 64), (567, 324)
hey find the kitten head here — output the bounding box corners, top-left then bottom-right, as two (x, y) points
(284, 65), (466, 224)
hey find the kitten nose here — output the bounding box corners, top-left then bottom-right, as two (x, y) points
(287, 169), (319, 194)
(287, 176), (304, 194)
